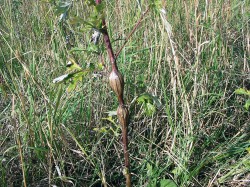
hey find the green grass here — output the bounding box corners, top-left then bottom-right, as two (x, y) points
(0, 0), (249, 186)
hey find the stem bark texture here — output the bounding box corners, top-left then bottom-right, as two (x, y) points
(95, 1), (131, 186)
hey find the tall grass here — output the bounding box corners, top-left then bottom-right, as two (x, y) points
(0, 0), (249, 186)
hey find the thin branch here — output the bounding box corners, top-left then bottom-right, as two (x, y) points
(96, 0), (118, 71)
(115, 6), (150, 58)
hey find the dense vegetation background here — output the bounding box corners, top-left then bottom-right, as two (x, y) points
(0, 0), (249, 186)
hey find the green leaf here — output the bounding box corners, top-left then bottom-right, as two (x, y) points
(137, 93), (160, 116)
(171, 167), (179, 175)
(70, 17), (95, 28)
(70, 13), (103, 30)
(246, 147), (250, 154)
(87, 44), (99, 54)
(93, 125), (119, 137)
(147, 163), (153, 176)
(147, 179), (157, 187)
(109, 126), (120, 137)
(66, 58), (82, 72)
(234, 88), (250, 96)
(160, 179), (177, 187)
(66, 79), (77, 92)
(137, 93), (153, 103)
(244, 99), (250, 110)
(149, 0), (162, 11)
(53, 70), (89, 85)
(97, 62), (104, 70)
(102, 116), (117, 126)
(93, 127), (108, 133)
(145, 102), (156, 116)
(95, 3), (104, 13)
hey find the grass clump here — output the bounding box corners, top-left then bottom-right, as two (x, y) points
(0, 0), (249, 186)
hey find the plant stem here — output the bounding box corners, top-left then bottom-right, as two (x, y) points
(101, 20), (118, 71)
(115, 6), (150, 58)
(121, 109), (131, 186)
(95, 0), (131, 186)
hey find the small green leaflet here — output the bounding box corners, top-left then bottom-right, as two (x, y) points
(66, 58), (82, 72)
(52, 70), (89, 84)
(234, 88), (250, 96)
(53, 58), (90, 92)
(159, 179), (177, 187)
(234, 88), (250, 110)
(149, 0), (162, 11)
(244, 99), (250, 110)
(137, 93), (162, 116)
(70, 17), (95, 28)
(70, 16), (102, 30)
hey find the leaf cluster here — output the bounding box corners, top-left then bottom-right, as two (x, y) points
(137, 93), (161, 116)
(52, 58), (90, 92)
(234, 88), (250, 110)
(147, 163), (177, 187)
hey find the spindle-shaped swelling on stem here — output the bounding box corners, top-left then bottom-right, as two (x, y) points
(109, 69), (124, 99)
(117, 105), (129, 127)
